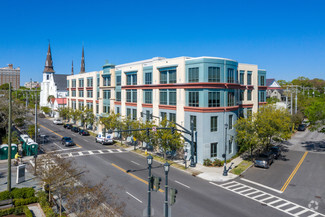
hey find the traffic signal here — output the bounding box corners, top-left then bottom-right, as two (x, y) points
(170, 188), (178, 206)
(171, 127), (175, 134)
(153, 176), (161, 192)
(146, 128), (150, 137)
(150, 113), (153, 119)
(149, 176), (154, 190)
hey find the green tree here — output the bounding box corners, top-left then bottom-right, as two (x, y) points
(70, 109), (82, 125)
(84, 108), (95, 130)
(100, 112), (122, 131)
(57, 107), (71, 121)
(304, 100), (325, 130)
(254, 105), (291, 149)
(41, 106), (51, 115)
(235, 117), (258, 161)
(266, 97), (280, 104)
(0, 83), (9, 90)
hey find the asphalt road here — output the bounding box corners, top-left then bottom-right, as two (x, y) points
(36, 118), (295, 217)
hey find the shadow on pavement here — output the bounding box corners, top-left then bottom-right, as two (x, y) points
(302, 140), (325, 152)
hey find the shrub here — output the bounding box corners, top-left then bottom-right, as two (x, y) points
(23, 205), (33, 217)
(203, 158), (212, 166)
(212, 159), (223, 167)
(11, 187), (35, 199)
(0, 206), (24, 217)
(0, 190), (11, 200)
(14, 197), (38, 206)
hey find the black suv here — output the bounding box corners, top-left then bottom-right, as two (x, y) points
(64, 124), (73, 129)
(79, 129), (90, 136)
(61, 137), (75, 146)
(71, 126), (80, 133)
(254, 152), (274, 169)
(298, 124), (306, 131)
(270, 146), (281, 159)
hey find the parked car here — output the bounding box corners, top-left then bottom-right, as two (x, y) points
(96, 133), (113, 145)
(71, 126), (80, 133)
(270, 146), (281, 159)
(254, 152), (274, 169)
(79, 129), (90, 136)
(65, 124), (73, 129)
(61, 137), (75, 146)
(297, 124), (306, 131)
(53, 119), (63, 125)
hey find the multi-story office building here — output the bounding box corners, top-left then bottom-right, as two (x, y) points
(0, 64), (20, 89)
(67, 56), (267, 163)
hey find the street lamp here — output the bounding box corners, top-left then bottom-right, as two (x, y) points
(147, 155), (153, 217)
(164, 162), (170, 217)
(223, 123), (228, 176)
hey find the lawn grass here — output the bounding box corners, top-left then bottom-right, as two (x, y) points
(230, 160), (253, 175)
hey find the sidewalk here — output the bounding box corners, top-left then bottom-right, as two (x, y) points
(173, 157), (243, 182)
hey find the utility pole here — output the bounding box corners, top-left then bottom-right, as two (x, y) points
(7, 83), (12, 192)
(286, 87), (288, 109)
(295, 86), (298, 114)
(290, 88), (293, 115)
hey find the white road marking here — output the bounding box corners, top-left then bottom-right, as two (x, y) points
(107, 150), (113, 153)
(174, 180), (190, 189)
(53, 142), (63, 150)
(78, 152), (84, 156)
(48, 147), (81, 153)
(98, 150), (103, 154)
(126, 192), (142, 203)
(210, 181), (325, 217)
(68, 153), (73, 157)
(117, 149), (123, 152)
(131, 161), (140, 165)
(82, 138), (88, 142)
(29, 160), (34, 167)
(241, 178), (283, 194)
(89, 151), (94, 155)
(58, 149), (128, 158)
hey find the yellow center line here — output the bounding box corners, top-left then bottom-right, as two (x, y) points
(39, 124), (82, 148)
(280, 151), (308, 192)
(111, 163), (164, 193)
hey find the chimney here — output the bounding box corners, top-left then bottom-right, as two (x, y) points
(8, 64), (13, 69)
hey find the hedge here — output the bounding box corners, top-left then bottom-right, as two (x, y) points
(23, 205), (33, 217)
(0, 206), (24, 217)
(14, 197), (38, 206)
(0, 187), (35, 201)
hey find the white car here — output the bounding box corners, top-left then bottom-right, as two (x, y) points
(53, 119), (63, 125)
(96, 133), (113, 145)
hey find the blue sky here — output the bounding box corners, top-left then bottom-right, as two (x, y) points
(1, 0), (325, 85)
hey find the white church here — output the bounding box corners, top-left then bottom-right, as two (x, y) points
(40, 43), (68, 116)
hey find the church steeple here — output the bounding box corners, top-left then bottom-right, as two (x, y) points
(71, 60), (74, 75)
(43, 42), (55, 73)
(80, 46), (85, 73)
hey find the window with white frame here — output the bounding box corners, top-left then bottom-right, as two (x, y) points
(210, 142), (218, 157)
(208, 67), (220, 82)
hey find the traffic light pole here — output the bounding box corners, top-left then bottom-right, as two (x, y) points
(164, 170), (169, 217)
(7, 83), (12, 192)
(148, 161), (152, 217)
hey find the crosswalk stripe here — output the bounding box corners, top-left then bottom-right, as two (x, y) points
(78, 152), (83, 156)
(98, 150), (103, 154)
(89, 151), (94, 155)
(68, 153), (73, 157)
(212, 181), (325, 217)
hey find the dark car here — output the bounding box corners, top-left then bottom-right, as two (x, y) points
(61, 137), (75, 146)
(297, 124), (306, 131)
(254, 152), (274, 169)
(71, 126), (80, 133)
(270, 146), (281, 159)
(79, 129), (90, 136)
(65, 124), (73, 129)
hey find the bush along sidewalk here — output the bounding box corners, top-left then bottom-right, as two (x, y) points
(230, 160), (253, 175)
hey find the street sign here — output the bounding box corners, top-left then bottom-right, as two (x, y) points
(152, 127), (156, 132)
(16, 165), (26, 184)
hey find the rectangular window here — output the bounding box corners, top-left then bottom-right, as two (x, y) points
(169, 70), (177, 83)
(96, 103), (99, 114)
(169, 89), (176, 105)
(132, 74), (137, 85)
(145, 72), (152, 85)
(210, 116), (218, 132)
(208, 67), (220, 82)
(116, 75), (121, 86)
(260, 75), (265, 86)
(240, 90), (244, 101)
(78, 101), (84, 109)
(116, 91), (121, 101)
(87, 90), (93, 98)
(227, 92), (235, 106)
(87, 77), (93, 87)
(240, 71), (244, 85)
(126, 74), (135, 85)
(116, 107), (120, 114)
(72, 90), (76, 97)
(146, 110), (150, 122)
(79, 90), (84, 97)
(87, 102), (93, 110)
(190, 115), (197, 131)
(161, 112), (167, 120)
(103, 90), (111, 100)
(78, 79), (84, 87)
(229, 140), (233, 154)
(103, 76), (111, 86)
(208, 92), (220, 107)
(188, 67), (199, 83)
(229, 115), (233, 129)
(72, 79), (76, 88)
(132, 89), (137, 103)
(210, 142), (218, 158)
(97, 77), (99, 87)
(188, 91), (199, 107)
(247, 90), (252, 101)
(67, 80), (69, 88)
(247, 108), (252, 117)
(126, 90), (132, 102)
(227, 68), (234, 83)
(160, 89), (168, 105)
(169, 113), (176, 123)
(132, 109), (137, 120)
(260, 91), (265, 102)
(127, 108), (131, 117)
(160, 71), (167, 84)
(247, 72), (252, 85)
(144, 90), (152, 104)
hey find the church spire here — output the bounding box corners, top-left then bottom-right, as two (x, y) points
(80, 46), (85, 73)
(71, 60), (74, 75)
(44, 42), (55, 73)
